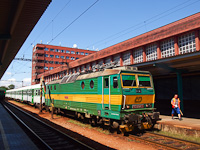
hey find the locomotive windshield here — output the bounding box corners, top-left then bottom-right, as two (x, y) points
(122, 75), (136, 87)
(138, 75), (151, 87)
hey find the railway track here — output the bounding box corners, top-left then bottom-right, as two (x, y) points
(129, 131), (200, 150)
(2, 101), (94, 150)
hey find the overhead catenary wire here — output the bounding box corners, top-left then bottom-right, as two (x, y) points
(87, 0), (200, 49)
(49, 0), (99, 44)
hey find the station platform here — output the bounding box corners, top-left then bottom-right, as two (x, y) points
(0, 103), (38, 150)
(155, 115), (200, 136)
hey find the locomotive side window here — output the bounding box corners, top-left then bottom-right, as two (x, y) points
(90, 80), (94, 89)
(138, 76), (151, 87)
(122, 75), (136, 87)
(81, 81), (85, 89)
(113, 77), (118, 88)
(51, 86), (52, 90)
(104, 78), (109, 88)
(54, 85), (56, 90)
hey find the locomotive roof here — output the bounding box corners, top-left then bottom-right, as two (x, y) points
(47, 67), (151, 85)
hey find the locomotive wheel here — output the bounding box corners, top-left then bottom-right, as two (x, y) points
(90, 117), (97, 127)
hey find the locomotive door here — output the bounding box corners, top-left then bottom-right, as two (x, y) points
(102, 76), (111, 110)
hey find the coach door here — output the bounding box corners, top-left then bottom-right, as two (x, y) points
(102, 76), (111, 110)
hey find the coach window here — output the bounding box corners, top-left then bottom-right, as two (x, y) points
(54, 85), (56, 90)
(113, 77), (118, 88)
(104, 78), (109, 88)
(90, 80), (94, 89)
(81, 81), (85, 89)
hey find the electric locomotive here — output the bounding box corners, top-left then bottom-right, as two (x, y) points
(45, 66), (160, 132)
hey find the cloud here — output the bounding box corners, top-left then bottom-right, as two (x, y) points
(0, 78), (31, 89)
(23, 78), (31, 82)
(6, 72), (12, 75)
(22, 78), (31, 87)
(0, 78), (17, 88)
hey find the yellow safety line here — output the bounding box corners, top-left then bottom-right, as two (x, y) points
(0, 121), (10, 150)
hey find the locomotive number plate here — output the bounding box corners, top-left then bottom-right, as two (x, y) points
(132, 104), (144, 109)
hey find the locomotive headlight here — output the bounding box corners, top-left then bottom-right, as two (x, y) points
(126, 105), (130, 109)
(146, 103), (152, 108)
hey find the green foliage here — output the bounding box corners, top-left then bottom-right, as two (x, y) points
(8, 84), (15, 89)
(0, 86), (8, 91)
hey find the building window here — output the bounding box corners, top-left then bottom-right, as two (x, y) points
(44, 60), (48, 63)
(55, 61), (59, 64)
(50, 67), (54, 70)
(81, 52), (84, 55)
(60, 56), (64, 59)
(76, 57), (79, 60)
(66, 50), (70, 53)
(71, 51), (75, 54)
(61, 50), (65, 53)
(45, 54), (48, 57)
(146, 43), (157, 61)
(85, 53), (88, 56)
(66, 56), (69, 59)
(71, 57), (75, 60)
(123, 52), (130, 65)
(50, 49), (54, 52)
(44, 67), (48, 70)
(133, 48), (143, 63)
(55, 49), (59, 52)
(178, 32), (196, 54)
(60, 62), (64, 64)
(161, 38), (175, 58)
(81, 65), (85, 72)
(98, 60), (103, 66)
(49, 61), (54, 64)
(76, 52), (80, 55)
(113, 54), (120, 66)
(44, 48), (48, 51)
(105, 57), (111, 64)
(55, 55), (59, 58)
(50, 55), (54, 58)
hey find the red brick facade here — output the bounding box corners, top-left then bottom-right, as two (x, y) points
(32, 44), (95, 84)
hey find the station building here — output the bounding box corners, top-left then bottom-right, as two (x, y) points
(36, 12), (200, 118)
(31, 44), (95, 85)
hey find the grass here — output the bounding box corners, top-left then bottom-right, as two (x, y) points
(67, 120), (110, 135)
(153, 130), (200, 143)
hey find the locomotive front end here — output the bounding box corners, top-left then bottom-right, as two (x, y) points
(119, 72), (160, 132)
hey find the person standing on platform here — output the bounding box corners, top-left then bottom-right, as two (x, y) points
(171, 94), (182, 121)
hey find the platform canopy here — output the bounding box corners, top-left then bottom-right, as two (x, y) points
(0, 0), (51, 79)
(132, 51), (200, 77)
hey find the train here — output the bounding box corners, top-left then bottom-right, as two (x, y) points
(6, 66), (160, 132)
(0, 89), (5, 100)
(6, 84), (45, 106)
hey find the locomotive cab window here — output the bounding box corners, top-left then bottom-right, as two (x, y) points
(138, 76), (151, 87)
(54, 85), (56, 90)
(104, 78), (109, 88)
(113, 77), (118, 88)
(90, 80), (94, 89)
(81, 81), (85, 89)
(122, 74), (136, 87)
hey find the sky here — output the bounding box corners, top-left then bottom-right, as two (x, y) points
(0, 0), (200, 88)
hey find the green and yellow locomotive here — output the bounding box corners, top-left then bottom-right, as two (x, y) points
(45, 66), (160, 132)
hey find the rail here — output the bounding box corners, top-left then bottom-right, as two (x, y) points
(2, 101), (94, 150)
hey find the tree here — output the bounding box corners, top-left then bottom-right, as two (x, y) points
(0, 86), (8, 91)
(8, 84), (15, 89)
